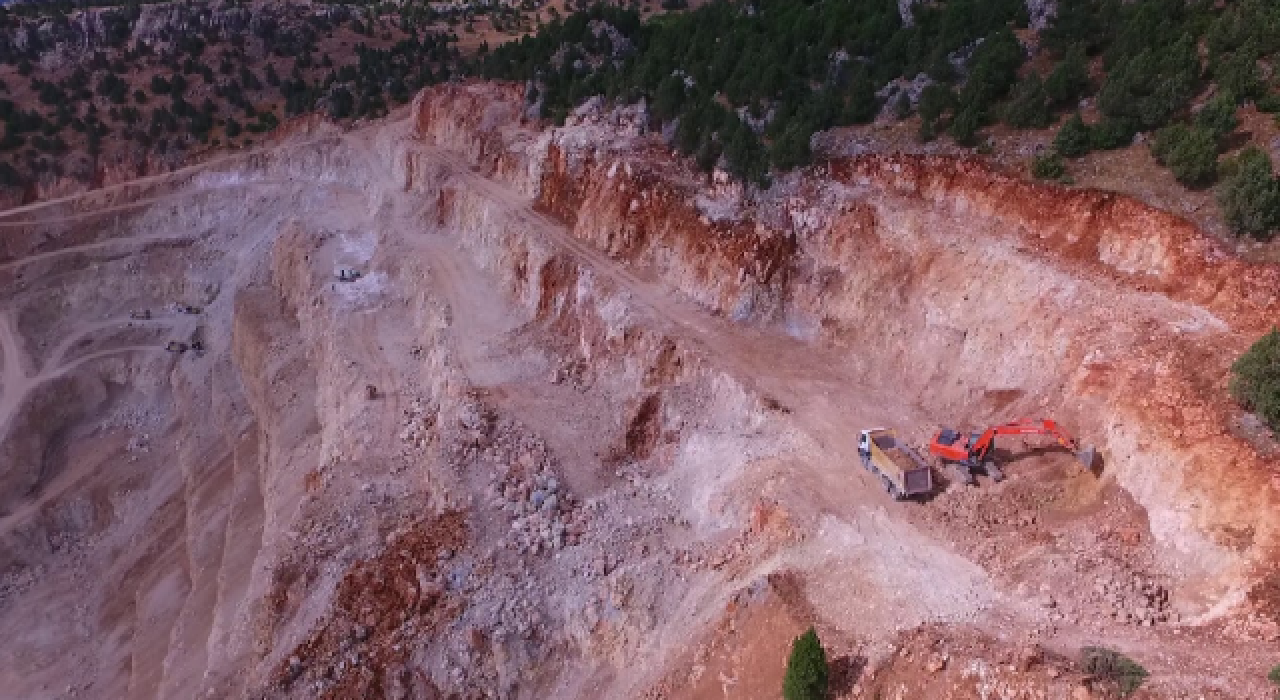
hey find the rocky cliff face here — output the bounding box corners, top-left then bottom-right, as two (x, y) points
(412, 84), (1280, 599)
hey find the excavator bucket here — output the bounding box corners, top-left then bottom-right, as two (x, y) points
(1076, 445), (1097, 469)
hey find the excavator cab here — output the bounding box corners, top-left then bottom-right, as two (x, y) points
(929, 428), (978, 464)
(935, 429), (963, 446)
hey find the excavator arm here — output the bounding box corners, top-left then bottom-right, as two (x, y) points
(968, 419), (1079, 460)
(929, 418), (1096, 484)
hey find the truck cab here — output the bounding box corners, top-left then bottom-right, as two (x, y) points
(857, 429), (874, 457)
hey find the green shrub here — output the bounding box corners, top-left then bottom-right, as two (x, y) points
(783, 627), (828, 700)
(1045, 45), (1090, 108)
(1231, 329), (1280, 433)
(651, 74), (686, 122)
(1032, 151), (1066, 180)
(1081, 647), (1149, 697)
(950, 105), (983, 147)
(1041, 0), (1106, 55)
(1055, 113), (1092, 158)
(927, 51), (959, 84)
(892, 91), (912, 120)
(0, 161), (22, 187)
(961, 28), (1025, 108)
(1089, 118), (1135, 151)
(1213, 46), (1264, 101)
(1257, 95), (1280, 114)
(328, 87), (354, 119)
(917, 118), (937, 143)
(1004, 73), (1052, 129)
(1097, 38), (1199, 131)
(769, 121), (812, 170)
(841, 70), (879, 125)
(1151, 124), (1218, 186)
(1219, 147), (1280, 240)
(918, 84), (956, 124)
(1269, 662), (1280, 685)
(1195, 92), (1239, 140)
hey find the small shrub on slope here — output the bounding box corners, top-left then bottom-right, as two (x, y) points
(1150, 124), (1218, 187)
(783, 627), (828, 700)
(1081, 646), (1148, 696)
(1055, 113), (1092, 158)
(1231, 328), (1280, 433)
(1032, 151), (1066, 180)
(1219, 147), (1280, 240)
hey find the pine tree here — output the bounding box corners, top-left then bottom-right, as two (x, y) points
(769, 120), (812, 170)
(950, 105), (983, 147)
(1003, 73), (1051, 129)
(782, 627), (828, 700)
(1151, 124), (1218, 186)
(917, 84), (954, 124)
(1055, 113), (1092, 157)
(892, 91), (911, 120)
(1031, 151), (1066, 180)
(1194, 92), (1238, 140)
(1219, 147), (1280, 240)
(1045, 45), (1090, 108)
(1231, 329), (1280, 432)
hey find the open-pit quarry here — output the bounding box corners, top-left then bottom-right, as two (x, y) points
(0, 83), (1277, 699)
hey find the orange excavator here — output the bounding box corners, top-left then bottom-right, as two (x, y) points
(928, 418), (1096, 485)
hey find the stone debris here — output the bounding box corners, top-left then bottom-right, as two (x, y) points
(398, 397), (439, 453)
(492, 465), (581, 555)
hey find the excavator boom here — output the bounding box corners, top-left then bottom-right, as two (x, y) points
(977, 419), (1076, 451)
(929, 418), (1096, 483)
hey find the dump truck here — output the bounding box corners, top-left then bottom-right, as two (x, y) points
(857, 428), (933, 500)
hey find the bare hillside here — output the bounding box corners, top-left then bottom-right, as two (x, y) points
(0, 83), (1276, 699)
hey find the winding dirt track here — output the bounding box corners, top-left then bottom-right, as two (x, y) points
(0, 308), (167, 441)
(0, 180), (294, 229)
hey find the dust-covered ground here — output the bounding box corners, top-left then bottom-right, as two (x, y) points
(0, 83), (1277, 700)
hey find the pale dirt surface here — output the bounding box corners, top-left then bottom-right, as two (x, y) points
(0, 82), (1276, 700)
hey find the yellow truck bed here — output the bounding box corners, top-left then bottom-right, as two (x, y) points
(876, 436), (927, 473)
(860, 428), (933, 498)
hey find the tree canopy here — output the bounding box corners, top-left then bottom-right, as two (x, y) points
(782, 627), (828, 700)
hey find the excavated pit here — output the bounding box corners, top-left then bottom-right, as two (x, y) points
(0, 83), (1276, 699)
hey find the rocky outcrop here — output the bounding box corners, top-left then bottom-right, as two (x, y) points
(0, 1), (355, 61)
